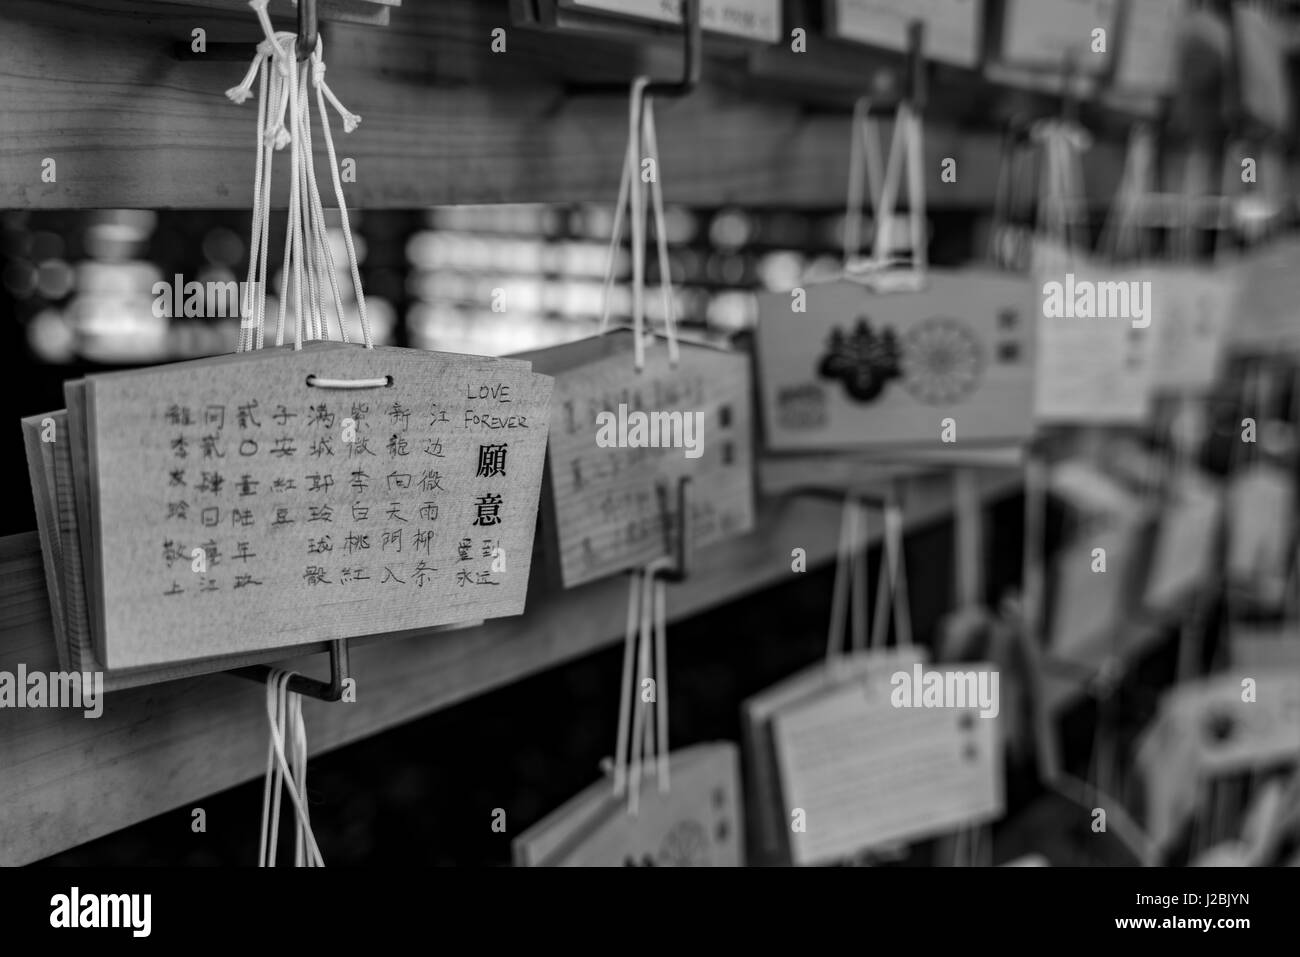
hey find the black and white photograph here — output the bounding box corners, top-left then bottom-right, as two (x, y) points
(0, 0), (1297, 939)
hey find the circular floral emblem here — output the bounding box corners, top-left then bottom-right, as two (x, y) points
(899, 317), (983, 405)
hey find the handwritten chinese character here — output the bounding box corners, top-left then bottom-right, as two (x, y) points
(476, 443), (507, 478)
(165, 405), (194, 427)
(198, 540), (221, 566)
(417, 470), (445, 493)
(412, 560), (436, 587)
(303, 566), (331, 586)
(388, 402), (411, 432)
(307, 403), (335, 429)
(472, 493), (503, 527)
(162, 539), (187, 568)
(237, 400), (261, 429)
(197, 471), (225, 495)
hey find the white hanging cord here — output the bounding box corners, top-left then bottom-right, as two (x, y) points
(870, 491), (914, 649)
(640, 96), (680, 366)
(850, 500), (869, 651)
(651, 560), (670, 793)
(1032, 119), (1091, 256)
(629, 82), (648, 372)
(230, 42), (270, 352)
(844, 97), (885, 264)
(311, 47), (371, 348)
(258, 669), (325, 867)
(826, 495), (856, 660)
(612, 570), (641, 799)
(1099, 124), (1154, 262)
(234, 2), (369, 350)
(599, 77), (682, 371)
(285, 49), (307, 350)
(826, 496), (875, 659)
(597, 79), (643, 339)
(301, 46), (350, 344)
(258, 668), (287, 867)
(296, 70), (323, 343)
(616, 556), (675, 815)
(628, 564), (652, 815)
(297, 68), (323, 342)
(904, 103), (927, 274)
(871, 102), (909, 264)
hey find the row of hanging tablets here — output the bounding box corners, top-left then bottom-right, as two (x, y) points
(20, 3), (1300, 866)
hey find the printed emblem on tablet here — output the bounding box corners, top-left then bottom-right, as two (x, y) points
(816, 317), (903, 402)
(776, 383), (827, 430)
(657, 819), (712, 866)
(899, 317), (983, 405)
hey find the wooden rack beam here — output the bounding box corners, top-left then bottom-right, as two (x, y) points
(0, 0), (1138, 210)
(0, 469), (1017, 865)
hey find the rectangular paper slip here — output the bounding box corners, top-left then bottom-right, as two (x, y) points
(756, 269), (1037, 451)
(742, 647), (926, 863)
(824, 0), (983, 68)
(81, 343), (553, 669)
(773, 662), (1002, 865)
(518, 332), (754, 588)
(999, 0), (1118, 73)
(514, 743), (743, 866)
(558, 0), (780, 41)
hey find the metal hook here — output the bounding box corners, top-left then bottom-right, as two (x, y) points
(646, 0), (701, 100)
(1060, 50), (1081, 126)
(297, 0), (319, 62)
(231, 638), (350, 701)
(652, 475), (692, 583)
(903, 19), (926, 113)
(565, 0), (701, 100)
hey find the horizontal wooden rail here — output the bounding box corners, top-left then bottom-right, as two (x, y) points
(0, 0), (1139, 209)
(0, 469), (1017, 865)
